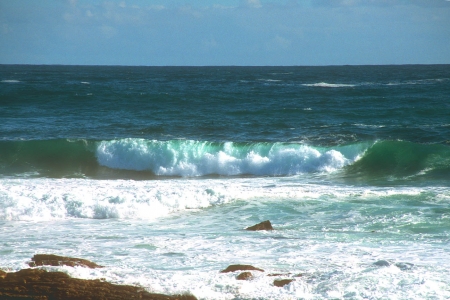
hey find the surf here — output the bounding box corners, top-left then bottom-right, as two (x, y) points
(1, 138), (449, 183)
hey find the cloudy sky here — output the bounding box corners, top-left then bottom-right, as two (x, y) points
(1, 0), (450, 66)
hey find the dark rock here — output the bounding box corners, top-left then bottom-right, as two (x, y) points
(0, 268), (197, 300)
(273, 279), (294, 287)
(246, 220), (273, 231)
(220, 265), (264, 273)
(29, 254), (103, 269)
(373, 260), (391, 267)
(236, 272), (253, 280)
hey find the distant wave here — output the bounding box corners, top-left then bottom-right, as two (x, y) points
(386, 78), (450, 86)
(302, 78), (449, 88)
(1, 79), (21, 83)
(0, 139), (449, 181)
(302, 82), (356, 88)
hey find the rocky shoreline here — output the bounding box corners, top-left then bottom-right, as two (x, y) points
(0, 221), (297, 299)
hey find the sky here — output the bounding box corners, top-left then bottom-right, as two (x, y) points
(1, 0), (450, 66)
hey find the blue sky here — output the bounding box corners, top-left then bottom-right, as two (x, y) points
(1, 0), (450, 65)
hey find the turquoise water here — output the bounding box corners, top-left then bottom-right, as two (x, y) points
(0, 65), (450, 299)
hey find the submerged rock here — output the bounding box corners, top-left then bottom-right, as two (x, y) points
(236, 272), (253, 280)
(273, 279), (294, 287)
(29, 254), (104, 269)
(245, 220), (273, 231)
(220, 264), (264, 273)
(0, 268), (197, 300)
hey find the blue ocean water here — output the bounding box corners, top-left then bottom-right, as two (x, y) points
(1, 65), (450, 299)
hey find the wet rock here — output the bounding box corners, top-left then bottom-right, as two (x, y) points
(0, 270), (6, 279)
(373, 260), (391, 267)
(395, 262), (414, 271)
(246, 220), (273, 231)
(0, 268), (197, 300)
(273, 279), (294, 287)
(220, 264), (264, 273)
(29, 254), (104, 269)
(236, 272), (253, 280)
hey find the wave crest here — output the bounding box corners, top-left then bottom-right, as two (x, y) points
(96, 139), (354, 176)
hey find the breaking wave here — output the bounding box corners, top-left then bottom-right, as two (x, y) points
(0, 139), (448, 181)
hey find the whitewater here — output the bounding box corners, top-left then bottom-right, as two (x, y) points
(1, 64), (450, 299)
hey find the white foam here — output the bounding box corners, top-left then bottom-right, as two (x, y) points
(1, 79), (20, 83)
(0, 177), (442, 222)
(0, 178), (233, 221)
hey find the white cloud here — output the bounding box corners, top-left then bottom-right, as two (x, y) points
(266, 35), (291, 51)
(100, 25), (116, 39)
(247, 0), (262, 8)
(1, 24), (12, 35)
(212, 4), (236, 10)
(178, 6), (202, 18)
(202, 37), (218, 50)
(147, 5), (165, 11)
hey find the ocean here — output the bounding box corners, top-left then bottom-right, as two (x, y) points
(1, 64), (449, 299)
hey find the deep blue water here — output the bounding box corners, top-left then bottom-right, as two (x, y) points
(1, 65), (449, 184)
(1, 65), (450, 299)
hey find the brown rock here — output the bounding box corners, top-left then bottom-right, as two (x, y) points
(0, 268), (196, 300)
(273, 279), (294, 287)
(0, 270), (6, 279)
(245, 220), (273, 231)
(220, 265), (264, 273)
(236, 272), (253, 280)
(29, 254), (104, 269)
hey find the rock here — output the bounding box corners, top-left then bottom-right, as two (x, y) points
(0, 268), (197, 300)
(220, 265), (264, 273)
(236, 272), (253, 280)
(273, 279), (294, 287)
(0, 270), (6, 279)
(395, 262), (414, 271)
(29, 254), (104, 269)
(373, 260), (391, 267)
(246, 220), (273, 231)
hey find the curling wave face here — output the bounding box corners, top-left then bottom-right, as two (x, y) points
(0, 139), (449, 183)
